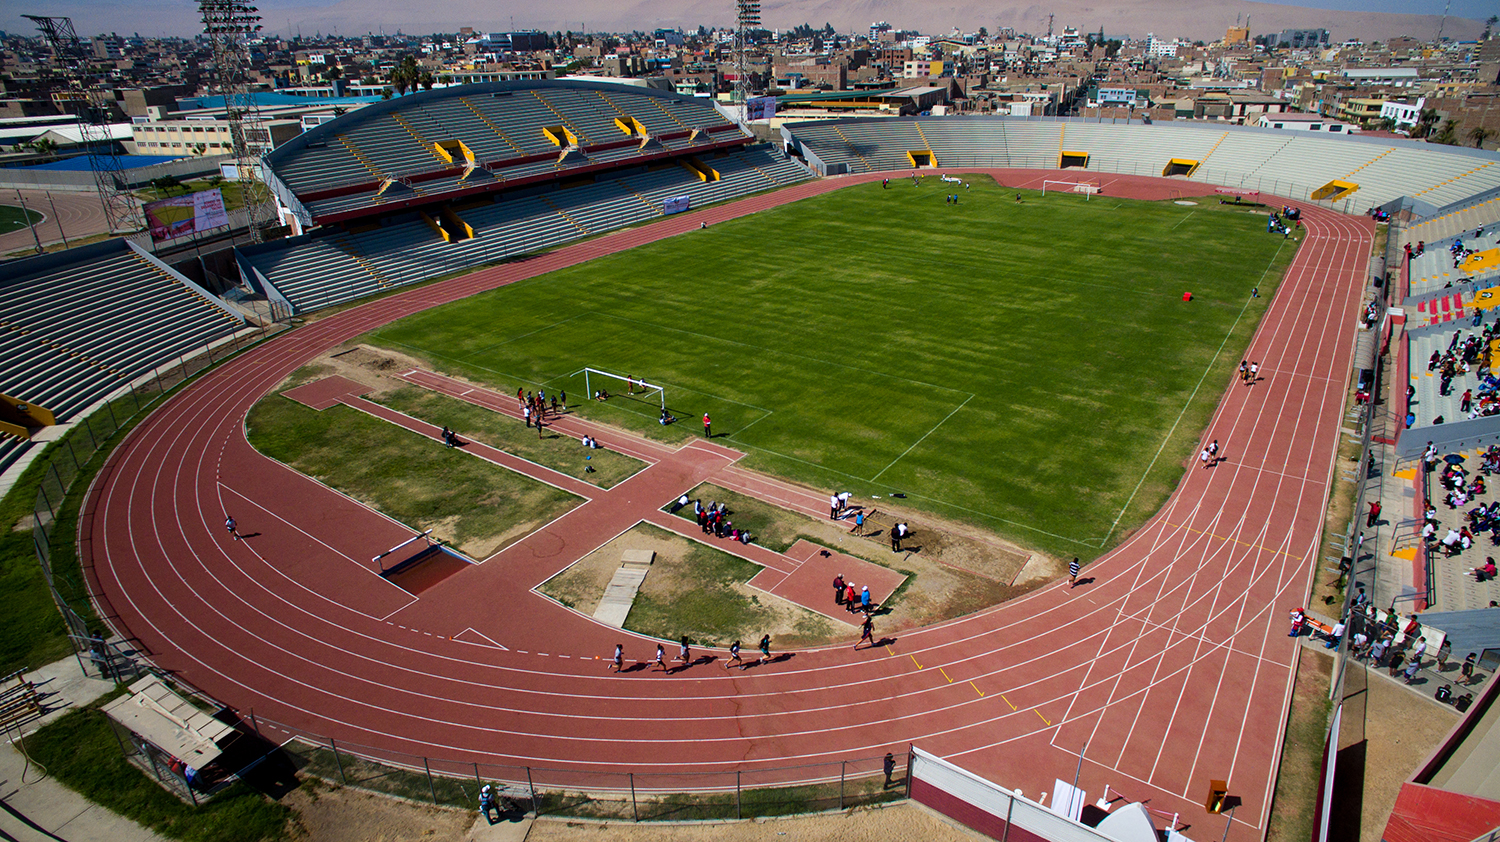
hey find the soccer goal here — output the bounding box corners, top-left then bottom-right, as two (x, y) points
(582, 367), (666, 410)
(1041, 179), (1102, 200)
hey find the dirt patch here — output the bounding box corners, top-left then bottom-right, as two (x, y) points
(675, 485), (1058, 632)
(524, 802), (987, 842)
(310, 344), (431, 398)
(1266, 650), (1333, 842)
(542, 526), (688, 616)
(285, 780), (473, 841)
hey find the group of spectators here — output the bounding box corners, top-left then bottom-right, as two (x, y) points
(692, 498), (752, 544)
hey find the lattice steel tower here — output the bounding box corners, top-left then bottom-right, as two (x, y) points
(733, 0), (760, 104)
(25, 15), (138, 234)
(199, 0), (277, 242)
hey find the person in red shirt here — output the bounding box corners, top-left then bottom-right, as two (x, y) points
(703, 413), (711, 437)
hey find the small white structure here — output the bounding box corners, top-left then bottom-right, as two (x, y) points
(1257, 112), (1359, 135)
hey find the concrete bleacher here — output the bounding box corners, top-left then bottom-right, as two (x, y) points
(265, 81), (742, 213)
(786, 117), (1500, 210)
(1406, 325), (1494, 429)
(0, 240), (245, 471)
(1407, 190), (1500, 247)
(245, 144), (809, 313)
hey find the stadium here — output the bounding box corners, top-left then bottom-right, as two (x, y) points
(6, 78), (1500, 840)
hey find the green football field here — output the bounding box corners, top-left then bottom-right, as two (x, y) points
(369, 176), (1298, 559)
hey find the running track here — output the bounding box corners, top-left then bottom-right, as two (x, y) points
(82, 171), (1372, 840)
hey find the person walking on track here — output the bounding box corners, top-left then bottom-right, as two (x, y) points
(654, 644), (667, 672)
(675, 635), (691, 669)
(225, 515), (240, 541)
(609, 644), (623, 673)
(833, 574), (845, 607)
(724, 640), (743, 669)
(856, 616), (874, 650)
(1069, 557), (1081, 587)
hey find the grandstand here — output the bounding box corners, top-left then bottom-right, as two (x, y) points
(0, 239), (247, 473)
(244, 80), (810, 312)
(783, 116), (1500, 210)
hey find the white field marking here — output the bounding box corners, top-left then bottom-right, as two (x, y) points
(1170, 210), (1195, 230)
(870, 394), (974, 482)
(1100, 237), (1290, 548)
(90, 180), (1362, 786)
(342, 397), (596, 501)
(597, 311), (974, 398)
(456, 312), (590, 359)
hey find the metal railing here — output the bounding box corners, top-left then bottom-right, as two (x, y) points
(30, 322), (280, 673)
(249, 715), (904, 821)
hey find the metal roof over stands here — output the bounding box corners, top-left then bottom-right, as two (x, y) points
(261, 79), (750, 227)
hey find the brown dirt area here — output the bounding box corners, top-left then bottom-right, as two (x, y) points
(1266, 650), (1333, 842)
(284, 784), (986, 842)
(680, 483), (1065, 632)
(306, 343), (429, 398)
(285, 782), (472, 841)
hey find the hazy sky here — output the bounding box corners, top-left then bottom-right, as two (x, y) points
(2, 0), (1490, 40)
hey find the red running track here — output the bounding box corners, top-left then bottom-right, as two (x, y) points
(82, 171), (1371, 840)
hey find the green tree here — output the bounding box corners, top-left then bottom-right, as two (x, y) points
(1433, 119), (1459, 145)
(1484, 15), (1498, 39)
(26, 137), (58, 160)
(389, 54), (420, 95)
(1411, 108), (1441, 138)
(192, 142), (207, 156)
(1472, 126), (1493, 149)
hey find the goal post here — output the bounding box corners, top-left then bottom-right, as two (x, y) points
(1041, 179), (1101, 200)
(582, 367), (666, 410)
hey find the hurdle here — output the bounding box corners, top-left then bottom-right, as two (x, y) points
(373, 530), (435, 573)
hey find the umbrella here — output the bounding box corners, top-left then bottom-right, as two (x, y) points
(1445, 454), (1466, 465)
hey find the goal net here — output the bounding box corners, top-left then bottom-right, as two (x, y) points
(582, 367), (666, 410)
(1041, 180), (1101, 199)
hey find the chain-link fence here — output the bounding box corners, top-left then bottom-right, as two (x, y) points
(252, 718), (904, 821)
(30, 321), (279, 677)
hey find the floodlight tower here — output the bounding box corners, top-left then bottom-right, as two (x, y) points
(733, 0), (760, 104)
(25, 15), (137, 234)
(199, 0), (277, 243)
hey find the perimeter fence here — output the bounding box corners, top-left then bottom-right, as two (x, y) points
(29, 320), (282, 672)
(250, 716), (905, 820)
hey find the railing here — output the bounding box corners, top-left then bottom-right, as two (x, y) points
(30, 322), (280, 675)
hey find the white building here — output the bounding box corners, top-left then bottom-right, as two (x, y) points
(1257, 112), (1358, 134)
(1380, 97), (1425, 128)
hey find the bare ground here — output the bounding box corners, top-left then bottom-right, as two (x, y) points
(285, 783), (985, 842)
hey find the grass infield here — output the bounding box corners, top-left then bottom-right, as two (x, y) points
(370, 176), (1297, 559)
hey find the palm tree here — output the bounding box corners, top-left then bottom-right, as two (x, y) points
(1484, 15), (1498, 39)
(27, 137), (58, 160)
(1411, 108), (1441, 139)
(1472, 127), (1493, 149)
(389, 55), (420, 96)
(1433, 119), (1459, 146)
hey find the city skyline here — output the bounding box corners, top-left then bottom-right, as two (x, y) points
(1, 0), (1489, 43)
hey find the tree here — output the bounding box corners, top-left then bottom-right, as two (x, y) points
(150, 174), (182, 196)
(419, 71), (434, 91)
(1411, 108), (1441, 139)
(389, 54), (420, 95)
(26, 137), (58, 160)
(1472, 127), (1493, 149)
(977, 26), (988, 39)
(192, 142), (207, 156)
(1433, 119), (1459, 145)
(1484, 15), (1498, 39)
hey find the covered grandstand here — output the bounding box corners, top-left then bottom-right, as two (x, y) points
(241, 79), (811, 312)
